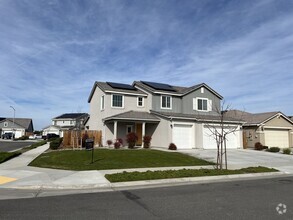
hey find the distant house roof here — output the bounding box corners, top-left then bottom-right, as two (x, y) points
(2, 118), (34, 132)
(226, 110), (293, 126)
(88, 81), (146, 103)
(103, 111), (160, 122)
(53, 113), (88, 120)
(133, 81), (223, 99)
(150, 111), (242, 123)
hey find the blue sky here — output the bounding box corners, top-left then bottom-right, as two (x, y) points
(0, 0), (292, 130)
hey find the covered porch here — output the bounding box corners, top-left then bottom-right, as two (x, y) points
(103, 111), (160, 147)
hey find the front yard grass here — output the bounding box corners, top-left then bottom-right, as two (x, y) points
(29, 149), (214, 170)
(0, 140), (47, 164)
(0, 152), (21, 164)
(106, 166), (278, 182)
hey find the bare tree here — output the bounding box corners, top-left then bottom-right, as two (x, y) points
(203, 102), (244, 170)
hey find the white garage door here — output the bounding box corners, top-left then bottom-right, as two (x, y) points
(173, 124), (194, 149)
(203, 126), (239, 149)
(264, 129), (289, 148)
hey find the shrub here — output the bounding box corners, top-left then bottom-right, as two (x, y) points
(114, 141), (121, 149)
(126, 132), (138, 149)
(283, 148), (291, 155)
(168, 143), (177, 150)
(49, 138), (63, 150)
(117, 138), (123, 146)
(267, 147), (280, 153)
(254, 142), (264, 151)
(107, 140), (113, 147)
(143, 136), (152, 148)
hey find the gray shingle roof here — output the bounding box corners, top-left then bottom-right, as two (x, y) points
(88, 81), (146, 103)
(133, 81), (223, 99)
(54, 113), (88, 119)
(225, 110), (283, 125)
(5, 118), (33, 131)
(104, 111), (160, 122)
(150, 111), (242, 123)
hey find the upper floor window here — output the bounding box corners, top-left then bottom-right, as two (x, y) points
(4, 122), (8, 127)
(193, 98), (212, 111)
(137, 97), (144, 107)
(101, 95), (105, 110)
(112, 94), (124, 108)
(161, 95), (172, 109)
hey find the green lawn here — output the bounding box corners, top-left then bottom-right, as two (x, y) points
(106, 166), (278, 182)
(29, 149), (214, 170)
(0, 140), (47, 164)
(0, 152), (21, 164)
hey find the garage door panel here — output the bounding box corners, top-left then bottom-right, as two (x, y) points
(173, 124), (194, 149)
(264, 129), (289, 148)
(203, 126), (239, 149)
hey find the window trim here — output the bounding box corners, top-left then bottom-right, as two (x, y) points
(4, 122), (8, 127)
(100, 95), (105, 111)
(137, 97), (144, 107)
(111, 94), (124, 108)
(161, 95), (172, 109)
(194, 97), (209, 112)
(126, 125), (133, 134)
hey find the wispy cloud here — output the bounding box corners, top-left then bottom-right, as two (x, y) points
(0, 0), (292, 129)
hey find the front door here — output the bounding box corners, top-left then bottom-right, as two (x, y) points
(136, 123), (142, 146)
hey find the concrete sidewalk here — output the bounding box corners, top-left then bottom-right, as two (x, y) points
(0, 144), (290, 191)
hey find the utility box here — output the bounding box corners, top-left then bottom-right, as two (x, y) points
(85, 138), (94, 150)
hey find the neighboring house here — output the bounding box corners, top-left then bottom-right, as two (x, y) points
(86, 81), (243, 149)
(226, 110), (293, 149)
(42, 113), (89, 137)
(0, 118), (34, 138)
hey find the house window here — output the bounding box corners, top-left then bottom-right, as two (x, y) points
(193, 98), (211, 111)
(4, 122), (8, 127)
(126, 125), (133, 134)
(112, 94), (124, 108)
(137, 97), (144, 107)
(161, 95), (172, 109)
(198, 99), (208, 111)
(101, 95), (105, 110)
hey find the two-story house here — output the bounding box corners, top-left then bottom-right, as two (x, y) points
(86, 81), (243, 149)
(42, 113), (89, 137)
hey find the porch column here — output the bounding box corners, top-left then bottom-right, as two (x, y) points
(114, 121), (118, 141)
(142, 122), (146, 143)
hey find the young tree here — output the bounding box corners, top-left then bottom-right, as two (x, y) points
(203, 102), (244, 170)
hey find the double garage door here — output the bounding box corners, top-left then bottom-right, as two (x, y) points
(264, 129), (289, 148)
(203, 126), (239, 149)
(173, 124), (240, 149)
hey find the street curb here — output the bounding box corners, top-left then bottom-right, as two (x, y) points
(5, 171), (288, 190)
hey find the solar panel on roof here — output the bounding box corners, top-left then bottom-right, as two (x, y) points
(141, 81), (176, 92)
(107, 82), (136, 90)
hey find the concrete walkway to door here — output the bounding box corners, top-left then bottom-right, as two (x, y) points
(175, 148), (293, 174)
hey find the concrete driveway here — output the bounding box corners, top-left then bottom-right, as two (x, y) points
(177, 148), (293, 174)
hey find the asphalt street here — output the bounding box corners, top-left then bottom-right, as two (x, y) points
(0, 140), (35, 152)
(0, 176), (292, 220)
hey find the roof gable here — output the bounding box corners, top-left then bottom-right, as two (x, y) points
(133, 81), (223, 99)
(88, 81), (146, 103)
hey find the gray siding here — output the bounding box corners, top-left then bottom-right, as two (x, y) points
(152, 94), (182, 113)
(182, 88), (221, 115)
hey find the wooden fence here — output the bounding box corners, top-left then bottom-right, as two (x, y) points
(62, 130), (102, 149)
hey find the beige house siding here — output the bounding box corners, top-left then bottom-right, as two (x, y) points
(265, 116), (293, 127)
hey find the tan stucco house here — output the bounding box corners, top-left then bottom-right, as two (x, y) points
(86, 81), (243, 149)
(227, 110), (293, 149)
